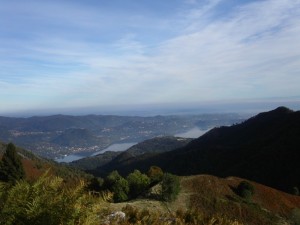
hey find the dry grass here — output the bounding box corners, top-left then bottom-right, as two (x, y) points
(181, 175), (300, 225)
(105, 174), (300, 225)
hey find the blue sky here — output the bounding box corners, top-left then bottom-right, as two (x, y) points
(1, 0), (300, 115)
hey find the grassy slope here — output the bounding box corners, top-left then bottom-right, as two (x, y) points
(108, 174), (300, 225)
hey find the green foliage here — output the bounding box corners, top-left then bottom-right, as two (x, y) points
(0, 143), (25, 183)
(127, 170), (150, 198)
(0, 171), (104, 225)
(293, 186), (300, 196)
(86, 176), (104, 192)
(290, 208), (300, 225)
(161, 173), (180, 202)
(237, 181), (255, 200)
(104, 170), (129, 202)
(147, 166), (163, 184)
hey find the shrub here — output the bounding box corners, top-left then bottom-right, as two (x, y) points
(86, 176), (103, 192)
(293, 187), (299, 196)
(127, 170), (150, 198)
(147, 166), (163, 184)
(104, 170), (129, 202)
(237, 181), (255, 200)
(161, 173), (180, 202)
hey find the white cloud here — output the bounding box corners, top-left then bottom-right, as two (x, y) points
(1, 0), (300, 113)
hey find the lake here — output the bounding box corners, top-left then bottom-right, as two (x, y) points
(175, 127), (211, 138)
(56, 127), (210, 163)
(56, 142), (137, 163)
(91, 142), (137, 156)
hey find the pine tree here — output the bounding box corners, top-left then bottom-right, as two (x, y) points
(0, 143), (25, 183)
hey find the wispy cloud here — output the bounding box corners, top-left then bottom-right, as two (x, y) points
(0, 0), (300, 114)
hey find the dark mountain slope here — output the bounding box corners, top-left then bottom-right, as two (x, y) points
(91, 107), (300, 192)
(69, 151), (121, 171)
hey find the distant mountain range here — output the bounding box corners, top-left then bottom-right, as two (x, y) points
(86, 107), (300, 193)
(0, 113), (245, 159)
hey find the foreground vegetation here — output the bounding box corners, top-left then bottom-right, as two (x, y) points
(1, 142), (300, 224)
(0, 172), (103, 225)
(0, 172), (247, 225)
(0, 143), (243, 224)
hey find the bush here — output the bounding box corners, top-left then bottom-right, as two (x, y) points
(127, 170), (150, 198)
(86, 176), (104, 192)
(237, 181), (255, 200)
(293, 187), (299, 196)
(104, 171), (129, 202)
(147, 166), (163, 184)
(161, 173), (180, 202)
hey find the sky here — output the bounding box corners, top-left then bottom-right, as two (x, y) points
(1, 0), (300, 116)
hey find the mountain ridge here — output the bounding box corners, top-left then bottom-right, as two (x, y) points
(89, 107), (300, 193)
(70, 136), (192, 172)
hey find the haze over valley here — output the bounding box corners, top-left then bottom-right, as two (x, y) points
(0, 113), (245, 160)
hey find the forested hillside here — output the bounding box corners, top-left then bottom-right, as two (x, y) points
(71, 136), (192, 172)
(89, 107), (300, 193)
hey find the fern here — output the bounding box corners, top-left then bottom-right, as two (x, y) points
(0, 172), (105, 225)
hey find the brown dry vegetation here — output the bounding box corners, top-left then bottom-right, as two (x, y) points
(21, 158), (49, 181)
(106, 174), (300, 225)
(181, 175), (300, 225)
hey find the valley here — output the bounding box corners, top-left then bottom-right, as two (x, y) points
(0, 113), (245, 159)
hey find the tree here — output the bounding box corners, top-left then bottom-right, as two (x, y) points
(0, 143), (25, 183)
(147, 166), (163, 184)
(161, 173), (180, 202)
(104, 171), (129, 202)
(127, 170), (150, 198)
